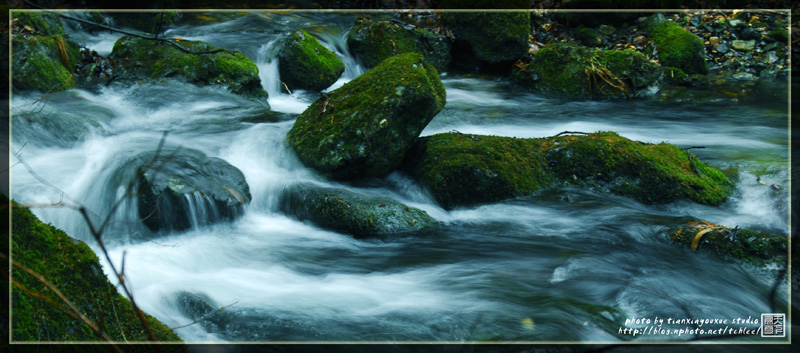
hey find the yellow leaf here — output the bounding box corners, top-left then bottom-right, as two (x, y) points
(521, 317), (534, 330)
(690, 227), (716, 250)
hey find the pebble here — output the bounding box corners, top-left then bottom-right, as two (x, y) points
(731, 40), (755, 51)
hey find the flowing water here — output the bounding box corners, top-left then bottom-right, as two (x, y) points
(10, 12), (790, 343)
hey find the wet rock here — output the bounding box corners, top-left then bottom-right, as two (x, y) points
(279, 183), (438, 237)
(670, 221), (787, 267)
(12, 35), (82, 93)
(442, 0), (530, 63)
(278, 29), (344, 91)
(731, 39), (755, 51)
(738, 27), (760, 41)
(511, 43), (661, 99)
(766, 28), (788, 43)
(403, 131), (733, 209)
(715, 42), (730, 54)
(764, 51), (779, 64)
(648, 19), (708, 75)
(113, 148), (252, 233)
(347, 18), (452, 73)
(109, 36), (268, 99)
(287, 53), (445, 180)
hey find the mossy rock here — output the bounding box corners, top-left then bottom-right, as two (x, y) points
(347, 18), (452, 73)
(402, 132), (556, 209)
(575, 27), (603, 47)
(442, 0), (530, 63)
(112, 147), (252, 234)
(663, 66), (689, 85)
(15, 11), (64, 35)
(109, 35), (268, 99)
(648, 20), (708, 75)
(279, 183), (438, 237)
(287, 52), (446, 180)
(670, 221), (787, 266)
(8, 198), (187, 348)
(12, 35), (81, 93)
(511, 43), (662, 99)
(403, 131), (732, 209)
(278, 29), (344, 91)
(107, 11), (181, 34)
(766, 28), (788, 43)
(545, 131), (732, 205)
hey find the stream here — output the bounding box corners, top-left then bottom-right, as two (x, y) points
(10, 11), (790, 343)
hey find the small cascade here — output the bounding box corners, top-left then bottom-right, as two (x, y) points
(182, 192), (224, 230)
(256, 40), (283, 98)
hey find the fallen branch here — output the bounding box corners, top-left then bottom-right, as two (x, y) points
(553, 131), (591, 137)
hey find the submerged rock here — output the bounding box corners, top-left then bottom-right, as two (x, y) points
(278, 29), (344, 91)
(115, 148), (252, 233)
(347, 18), (452, 73)
(442, 0), (530, 64)
(12, 35), (81, 93)
(670, 221), (787, 267)
(287, 52), (446, 180)
(511, 43), (661, 99)
(109, 36), (268, 99)
(403, 131), (733, 210)
(647, 19), (708, 75)
(279, 183), (438, 237)
(9, 197), (187, 345)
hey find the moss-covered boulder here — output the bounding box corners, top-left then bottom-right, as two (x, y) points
(112, 148), (251, 234)
(287, 52), (446, 180)
(575, 27), (603, 47)
(402, 131), (733, 209)
(545, 131), (732, 205)
(648, 20), (708, 75)
(9, 199), (187, 348)
(279, 183), (438, 237)
(109, 36), (267, 99)
(402, 132), (556, 210)
(277, 29), (344, 91)
(442, 0), (530, 64)
(511, 43), (662, 99)
(670, 221), (787, 266)
(12, 35), (81, 93)
(15, 11), (64, 35)
(347, 18), (452, 73)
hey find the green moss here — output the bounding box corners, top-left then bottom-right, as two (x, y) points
(670, 221), (787, 266)
(278, 29), (344, 91)
(12, 35), (81, 93)
(404, 131), (733, 209)
(15, 11), (64, 35)
(649, 20), (708, 75)
(287, 52), (445, 180)
(347, 19), (453, 73)
(403, 133), (555, 209)
(512, 43), (661, 99)
(442, 0), (530, 63)
(110, 36), (267, 99)
(9, 200), (187, 348)
(663, 66), (689, 85)
(767, 28), (788, 43)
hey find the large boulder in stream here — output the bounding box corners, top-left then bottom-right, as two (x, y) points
(511, 43), (662, 99)
(402, 131), (732, 210)
(277, 29), (344, 91)
(109, 36), (268, 99)
(8, 197), (188, 347)
(116, 148), (252, 233)
(669, 221), (787, 267)
(279, 183), (438, 237)
(12, 34), (82, 93)
(287, 52), (446, 180)
(347, 18), (453, 73)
